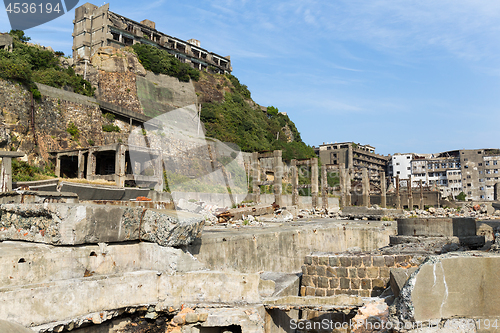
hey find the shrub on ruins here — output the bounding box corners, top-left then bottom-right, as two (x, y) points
(0, 31), (95, 98)
(12, 160), (56, 182)
(456, 191), (467, 201)
(131, 44), (200, 82)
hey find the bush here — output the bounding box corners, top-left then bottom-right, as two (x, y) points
(66, 122), (79, 140)
(12, 160), (56, 181)
(132, 44), (200, 82)
(102, 124), (121, 132)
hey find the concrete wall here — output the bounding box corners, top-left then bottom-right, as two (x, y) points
(185, 220), (397, 273)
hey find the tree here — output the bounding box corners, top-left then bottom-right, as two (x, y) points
(456, 191), (467, 201)
(9, 30), (30, 43)
(267, 106), (279, 117)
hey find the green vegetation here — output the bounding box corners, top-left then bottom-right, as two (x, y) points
(0, 30), (95, 98)
(102, 113), (115, 122)
(12, 160), (56, 182)
(201, 75), (315, 161)
(131, 44), (200, 82)
(456, 191), (467, 201)
(102, 124), (121, 132)
(66, 122), (79, 140)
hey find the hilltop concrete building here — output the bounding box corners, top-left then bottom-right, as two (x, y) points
(388, 153), (413, 184)
(314, 142), (389, 183)
(411, 153), (462, 198)
(0, 33), (13, 52)
(72, 3), (232, 74)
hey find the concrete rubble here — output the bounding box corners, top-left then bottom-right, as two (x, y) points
(0, 203), (204, 247)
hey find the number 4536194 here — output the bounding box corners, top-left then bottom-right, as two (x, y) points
(6, 3), (62, 14)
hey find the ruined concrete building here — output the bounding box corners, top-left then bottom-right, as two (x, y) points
(0, 33), (13, 52)
(72, 3), (232, 74)
(314, 142), (390, 184)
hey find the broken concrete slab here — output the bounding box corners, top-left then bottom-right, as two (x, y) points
(260, 272), (301, 297)
(397, 253), (500, 324)
(390, 267), (418, 298)
(397, 218), (477, 237)
(0, 241), (204, 288)
(0, 191), (79, 204)
(342, 206), (404, 220)
(264, 295), (364, 310)
(0, 203), (204, 246)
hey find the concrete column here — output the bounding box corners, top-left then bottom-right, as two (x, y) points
(115, 144), (126, 187)
(420, 180), (424, 209)
(78, 151), (85, 179)
(321, 164), (328, 210)
(348, 145), (354, 170)
(346, 168), (352, 207)
(154, 151), (164, 192)
(0, 157), (12, 192)
(273, 150), (283, 207)
(408, 175), (413, 210)
(55, 154), (61, 178)
(380, 172), (386, 208)
(311, 158), (319, 208)
(87, 148), (96, 179)
(362, 168), (369, 207)
(251, 152), (260, 203)
(291, 159), (298, 206)
(396, 175), (401, 209)
(339, 164), (346, 208)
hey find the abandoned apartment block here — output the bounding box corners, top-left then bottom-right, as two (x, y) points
(72, 3), (232, 74)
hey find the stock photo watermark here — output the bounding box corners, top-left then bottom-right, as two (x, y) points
(3, 0), (79, 30)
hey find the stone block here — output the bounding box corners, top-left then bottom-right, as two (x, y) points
(316, 265), (326, 277)
(348, 268), (357, 278)
(301, 266), (307, 275)
(300, 286), (306, 296)
(336, 268), (348, 278)
(305, 286), (315, 296)
(304, 256), (313, 265)
(329, 278), (339, 289)
(327, 289), (335, 296)
(318, 277), (329, 289)
(302, 275), (315, 287)
(384, 256), (395, 267)
(372, 279), (385, 289)
(329, 257), (340, 267)
(312, 256), (319, 265)
(361, 255), (372, 266)
(351, 257), (362, 267)
(185, 313), (199, 324)
(395, 255), (407, 263)
(389, 267), (418, 298)
(340, 256), (352, 267)
(315, 288), (326, 297)
(307, 265), (317, 275)
(326, 267), (337, 277)
(357, 268), (366, 278)
(366, 267), (379, 279)
(372, 256), (385, 267)
(351, 278), (361, 290)
(359, 290), (371, 297)
(380, 267), (391, 279)
(361, 279), (371, 290)
(340, 278), (350, 290)
(318, 256), (329, 266)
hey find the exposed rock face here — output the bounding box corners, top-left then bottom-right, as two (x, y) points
(91, 46), (146, 76)
(0, 203), (204, 246)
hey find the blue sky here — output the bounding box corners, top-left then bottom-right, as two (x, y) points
(2, 0), (500, 155)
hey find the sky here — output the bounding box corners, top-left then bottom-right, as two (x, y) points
(2, 0), (500, 155)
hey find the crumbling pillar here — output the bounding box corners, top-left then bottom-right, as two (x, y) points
(55, 153), (61, 178)
(495, 183), (500, 201)
(346, 168), (352, 207)
(348, 145), (354, 170)
(380, 172), (386, 208)
(408, 175), (413, 210)
(252, 152), (260, 203)
(362, 168), (369, 207)
(311, 157), (319, 208)
(273, 150), (283, 207)
(396, 175), (401, 209)
(339, 164), (346, 208)
(321, 164), (328, 210)
(154, 151), (164, 192)
(115, 144), (126, 187)
(420, 180), (424, 209)
(77, 150), (85, 179)
(291, 159), (298, 206)
(86, 148), (96, 179)
(0, 152), (24, 192)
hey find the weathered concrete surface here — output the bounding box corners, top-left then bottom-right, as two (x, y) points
(398, 253), (500, 324)
(197, 306), (266, 333)
(0, 203), (204, 246)
(390, 267), (418, 298)
(260, 272), (301, 297)
(0, 270), (262, 328)
(264, 295), (364, 310)
(0, 191), (79, 204)
(0, 320), (33, 333)
(0, 241), (204, 288)
(185, 219), (397, 273)
(397, 218), (477, 237)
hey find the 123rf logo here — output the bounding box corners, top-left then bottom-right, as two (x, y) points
(4, 0), (79, 30)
